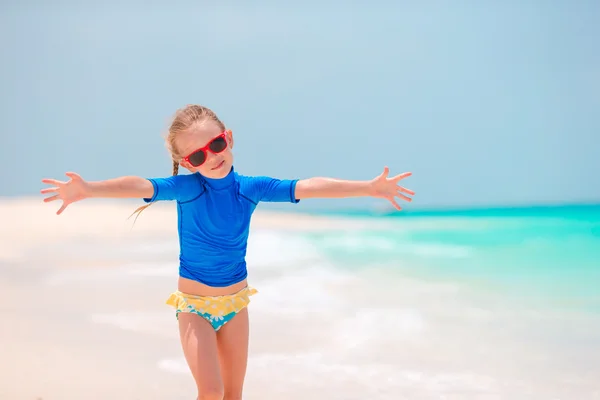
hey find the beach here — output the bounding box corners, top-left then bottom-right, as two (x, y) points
(1, 198), (599, 400)
(2, 1), (600, 398)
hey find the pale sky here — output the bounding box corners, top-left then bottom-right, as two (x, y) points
(1, 1), (598, 210)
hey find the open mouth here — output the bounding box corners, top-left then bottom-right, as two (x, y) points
(211, 160), (225, 170)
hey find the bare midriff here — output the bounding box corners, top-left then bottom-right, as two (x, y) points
(177, 276), (248, 296)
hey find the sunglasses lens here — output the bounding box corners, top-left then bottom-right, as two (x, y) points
(209, 136), (227, 153)
(188, 150), (206, 167)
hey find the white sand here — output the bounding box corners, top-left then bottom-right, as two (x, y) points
(0, 197), (395, 400)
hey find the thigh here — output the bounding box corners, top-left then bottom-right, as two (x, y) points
(217, 307), (250, 398)
(178, 312), (223, 395)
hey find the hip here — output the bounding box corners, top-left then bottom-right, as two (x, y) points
(177, 276), (249, 296)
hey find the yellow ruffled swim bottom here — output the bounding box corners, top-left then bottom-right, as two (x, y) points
(165, 286), (258, 331)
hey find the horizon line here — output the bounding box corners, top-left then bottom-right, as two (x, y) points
(1, 195), (599, 213)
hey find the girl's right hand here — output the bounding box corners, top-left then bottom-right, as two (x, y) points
(41, 172), (90, 215)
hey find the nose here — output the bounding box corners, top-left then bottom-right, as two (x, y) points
(206, 151), (222, 165)
(205, 151), (218, 162)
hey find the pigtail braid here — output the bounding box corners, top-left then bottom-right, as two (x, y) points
(172, 159), (179, 176)
(128, 159), (179, 226)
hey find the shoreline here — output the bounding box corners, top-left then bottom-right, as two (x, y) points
(3, 194), (599, 212)
(0, 196), (394, 264)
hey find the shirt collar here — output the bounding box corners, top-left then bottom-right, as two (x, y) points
(200, 165), (236, 189)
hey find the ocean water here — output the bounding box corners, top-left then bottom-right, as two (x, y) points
(245, 204), (600, 399)
(308, 204), (600, 312)
(39, 203), (600, 399)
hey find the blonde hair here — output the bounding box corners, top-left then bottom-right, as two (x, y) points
(129, 105), (226, 223)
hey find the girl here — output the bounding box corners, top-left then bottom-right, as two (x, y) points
(40, 104), (414, 400)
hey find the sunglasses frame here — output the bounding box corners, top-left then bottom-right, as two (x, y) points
(181, 131), (229, 167)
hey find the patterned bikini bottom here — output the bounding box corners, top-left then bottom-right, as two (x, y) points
(165, 286), (258, 331)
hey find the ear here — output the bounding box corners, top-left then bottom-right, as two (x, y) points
(226, 129), (234, 149)
(180, 159), (194, 172)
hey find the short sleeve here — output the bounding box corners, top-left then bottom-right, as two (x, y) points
(143, 173), (204, 203)
(242, 176), (300, 203)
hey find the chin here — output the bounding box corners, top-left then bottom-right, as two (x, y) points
(202, 161), (231, 179)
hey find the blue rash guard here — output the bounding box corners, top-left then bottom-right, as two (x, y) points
(143, 166), (300, 287)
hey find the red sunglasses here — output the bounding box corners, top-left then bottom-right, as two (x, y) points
(182, 131), (229, 167)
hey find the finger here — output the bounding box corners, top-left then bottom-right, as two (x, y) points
(41, 178), (64, 186)
(391, 172), (412, 181)
(395, 190), (412, 202)
(380, 166), (390, 178)
(56, 203), (68, 215)
(40, 187), (59, 194)
(44, 195), (60, 203)
(388, 196), (402, 211)
(398, 186), (416, 196)
(65, 172), (82, 181)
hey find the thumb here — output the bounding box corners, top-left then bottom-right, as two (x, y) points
(380, 166), (390, 179)
(65, 172), (82, 181)
(56, 201), (69, 215)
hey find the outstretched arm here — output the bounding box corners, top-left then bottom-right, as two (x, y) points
(294, 167), (414, 210)
(41, 172), (154, 215)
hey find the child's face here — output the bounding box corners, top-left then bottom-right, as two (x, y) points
(177, 120), (234, 179)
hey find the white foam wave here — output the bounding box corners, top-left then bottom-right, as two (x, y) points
(245, 229), (323, 268)
(315, 234), (472, 259)
(252, 265), (355, 314)
(318, 235), (397, 251)
(333, 307), (426, 349)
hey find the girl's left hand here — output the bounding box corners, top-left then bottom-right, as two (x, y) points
(369, 167), (415, 210)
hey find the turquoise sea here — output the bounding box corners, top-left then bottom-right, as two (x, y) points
(242, 203), (600, 397)
(303, 204), (600, 313)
